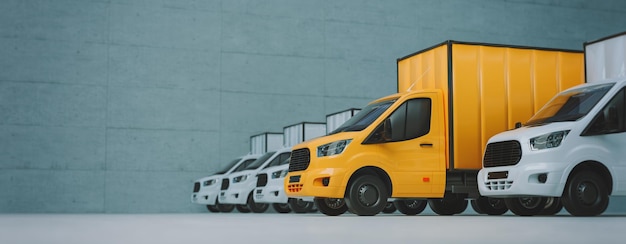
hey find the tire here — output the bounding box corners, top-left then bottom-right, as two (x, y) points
(272, 203), (292, 213)
(216, 198), (235, 213)
(470, 200), (484, 214)
(394, 199), (427, 215)
(314, 197), (348, 216)
(539, 197), (563, 215)
(247, 193), (269, 213)
(562, 171), (609, 216)
(236, 204), (250, 213)
(382, 202), (397, 214)
(504, 197), (546, 216)
(474, 197), (508, 215)
(288, 198), (315, 213)
(206, 204), (220, 213)
(344, 175), (388, 216)
(428, 193), (468, 215)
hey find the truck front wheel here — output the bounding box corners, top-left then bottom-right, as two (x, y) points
(473, 196), (508, 215)
(394, 199), (427, 215)
(562, 172), (609, 216)
(345, 175), (389, 216)
(504, 197), (546, 216)
(314, 197), (348, 216)
(428, 193), (468, 215)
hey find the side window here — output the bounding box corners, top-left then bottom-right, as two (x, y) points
(583, 88), (626, 136)
(364, 98), (432, 143)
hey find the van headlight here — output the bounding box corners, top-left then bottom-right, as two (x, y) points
(317, 139), (352, 157)
(271, 169), (288, 179)
(233, 175), (247, 183)
(203, 179), (216, 186)
(530, 130), (569, 150)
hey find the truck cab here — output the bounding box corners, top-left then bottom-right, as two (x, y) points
(478, 79), (626, 216)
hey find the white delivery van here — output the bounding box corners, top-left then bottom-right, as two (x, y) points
(253, 152), (292, 213)
(478, 32), (626, 217)
(191, 154), (260, 212)
(219, 147), (292, 213)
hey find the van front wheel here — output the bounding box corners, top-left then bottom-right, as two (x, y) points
(345, 175), (388, 216)
(315, 197), (348, 216)
(504, 197), (546, 216)
(562, 172), (609, 216)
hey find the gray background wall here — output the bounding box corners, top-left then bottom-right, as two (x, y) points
(1, 0), (626, 213)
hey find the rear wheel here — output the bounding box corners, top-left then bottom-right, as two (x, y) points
(562, 171), (609, 216)
(288, 198), (315, 213)
(382, 202), (397, 214)
(474, 196), (508, 215)
(394, 199), (427, 215)
(206, 205), (220, 213)
(505, 197), (546, 216)
(315, 197), (348, 216)
(272, 203), (292, 213)
(344, 175), (388, 216)
(247, 193), (269, 213)
(428, 193), (468, 215)
(539, 197), (563, 215)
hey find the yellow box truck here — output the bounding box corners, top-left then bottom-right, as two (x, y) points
(285, 40), (585, 216)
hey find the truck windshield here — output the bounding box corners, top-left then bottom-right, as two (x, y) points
(243, 151), (274, 170)
(526, 83), (614, 126)
(215, 158), (241, 174)
(330, 99), (396, 134)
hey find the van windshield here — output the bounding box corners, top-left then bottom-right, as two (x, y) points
(330, 99), (396, 134)
(215, 158), (241, 174)
(526, 83), (614, 126)
(244, 151), (274, 170)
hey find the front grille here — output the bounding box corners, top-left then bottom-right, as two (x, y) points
(484, 180), (514, 191)
(483, 140), (522, 167)
(288, 148), (310, 172)
(193, 182), (200, 192)
(220, 178), (229, 190)
(256, 173), (268, 187)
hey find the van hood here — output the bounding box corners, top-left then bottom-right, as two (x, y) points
(489, 122), (577, 144)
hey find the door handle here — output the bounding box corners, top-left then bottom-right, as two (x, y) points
(420, 143), (433, 147)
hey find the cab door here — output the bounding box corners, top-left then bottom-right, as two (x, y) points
(364, 91), (445, 197)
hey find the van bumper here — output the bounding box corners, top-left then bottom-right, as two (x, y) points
(285, 167), (348, 199)
(478, 161), (567, 197)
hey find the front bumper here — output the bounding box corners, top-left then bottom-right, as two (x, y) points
(254, 179), (288, 204)
(219, 182), (254, 205)
(190, 186), (219, 205)
(285, 167), (348, 199)
(478, 160), (567, 197)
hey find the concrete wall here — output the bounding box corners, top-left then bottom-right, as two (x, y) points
(2, 0), (626, 213)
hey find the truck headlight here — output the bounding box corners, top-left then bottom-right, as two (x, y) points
(233, 175), (247, 183)
(317, 139), (352, 157)
(530, 130), (570, 150)
(271, 169), (288, 179)
(203, 179), (216, 186)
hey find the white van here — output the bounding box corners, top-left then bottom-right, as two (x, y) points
(219, 147), (292, 213)
(478, 78), (626, 216)
(191, 154), (259, 212)
(253, 153), (292, 213)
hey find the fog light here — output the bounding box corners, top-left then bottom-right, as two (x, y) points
(538, 173), (547, 183)
(322, 177), (330, 186)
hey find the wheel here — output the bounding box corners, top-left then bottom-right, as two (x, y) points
(236, 204), (250, 213)
(539, 197), (563, 215)
(247, 193), (269, 213)
(504, 197), (546, 216)
(562, 171), (609, 216)
(314, 197), (348, 216)
(382, 202), (397, 213)
(288, 198), (315, 213)
(206, 205), (220, 213)
(394, 199), (427, 215)
(344, 175), (388, 216)
(216, 198), (235, 213)
(470, 200), (484, 214)
(474, 197), (508, 215)
(428, 193), (468, 215)
(272, 203), (292, 213)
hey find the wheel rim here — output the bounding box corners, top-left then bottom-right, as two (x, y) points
(576, 181), (599, 205)
(519, 197), (541, 209)
(407, 200), (420, 209)
(325, 198), (345, 209)
(357, 183), (380, 207)
(488, 198), (505, 209)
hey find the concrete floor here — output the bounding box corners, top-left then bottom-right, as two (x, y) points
(2, 211), (626, 244)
